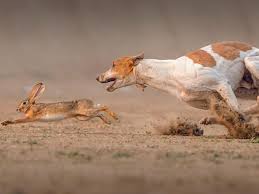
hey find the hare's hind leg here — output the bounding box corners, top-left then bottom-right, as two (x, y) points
(75, 114), (111, 124)
(76, 107), (114, 124)
(93, 105), (118, 120)
(96, 113), (112, 124)
(75, 103), (118, 124)
(75, 115), (91, 121)
(101, 106), (118, 120)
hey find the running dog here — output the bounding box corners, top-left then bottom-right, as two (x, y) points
(97, 41), (259, 138)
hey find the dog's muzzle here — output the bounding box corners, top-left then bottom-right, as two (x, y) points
(96, 75), (116, 83)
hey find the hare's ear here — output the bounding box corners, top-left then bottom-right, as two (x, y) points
(28, 83), (45, 103)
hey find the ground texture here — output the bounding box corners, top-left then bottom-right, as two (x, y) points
(1, 82), (259, 194)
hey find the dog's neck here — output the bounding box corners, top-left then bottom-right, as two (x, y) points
(135, 59), (180, 94)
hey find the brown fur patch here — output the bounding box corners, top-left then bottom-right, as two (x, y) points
(212, 41), (252, 60)
(112, 57), (134, 78)
(186, 49), (216, 67)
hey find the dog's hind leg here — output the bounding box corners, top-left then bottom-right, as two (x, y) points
(244, 56), (259, 81)
(242, 56), (259, 115)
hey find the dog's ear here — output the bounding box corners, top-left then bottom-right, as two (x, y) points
(132, 53), (144, 66)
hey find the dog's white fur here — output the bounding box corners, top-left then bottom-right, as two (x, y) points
(97, 41), (259, 124)
(137, 48), (259, 111)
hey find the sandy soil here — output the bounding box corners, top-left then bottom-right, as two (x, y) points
(0, 80), (259, 194)
(1, 1), (259, 193)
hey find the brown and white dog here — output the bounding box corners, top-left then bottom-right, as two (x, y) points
(96, 41), (259, 128)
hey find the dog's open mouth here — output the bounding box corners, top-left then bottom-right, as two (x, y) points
(97, 76), (123, 92)
(104, 78), (117, 92)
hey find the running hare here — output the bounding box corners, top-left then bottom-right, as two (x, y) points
(1, 83), (118, 126)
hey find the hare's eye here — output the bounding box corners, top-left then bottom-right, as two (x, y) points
(23, 101), (27, 105)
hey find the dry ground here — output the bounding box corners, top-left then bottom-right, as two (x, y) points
(1, 1), (259, 193)
(0, 80), (259, 194)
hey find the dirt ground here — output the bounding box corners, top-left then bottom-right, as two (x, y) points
(1, 1), (259, 193)
(0, 80), (259, 194)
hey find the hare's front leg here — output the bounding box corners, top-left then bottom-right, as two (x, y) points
(1, 117), (36, 126)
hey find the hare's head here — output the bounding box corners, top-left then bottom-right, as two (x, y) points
(17, 83), (45, 113)
(96, 53), (144, 92)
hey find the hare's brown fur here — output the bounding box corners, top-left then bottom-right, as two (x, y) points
(1, 83), (118, 126)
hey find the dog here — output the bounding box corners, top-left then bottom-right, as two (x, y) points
(97, 41), (259, 137)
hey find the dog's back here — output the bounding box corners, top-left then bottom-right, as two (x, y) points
(174, 41), (259, 90)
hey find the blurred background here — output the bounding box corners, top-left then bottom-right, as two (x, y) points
(1, 2), (259, 193)
(0, 0), (258, 100)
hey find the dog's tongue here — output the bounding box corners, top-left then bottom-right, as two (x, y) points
(105, 78), (116, 83)
(106, 81), (116, 92)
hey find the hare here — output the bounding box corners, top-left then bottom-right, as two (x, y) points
(1, 83), (118, 126)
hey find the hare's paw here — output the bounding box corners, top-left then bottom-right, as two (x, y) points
(104, 120), (112, 125)
(111, 112), (119, 120)
(1, 120), (13, 126)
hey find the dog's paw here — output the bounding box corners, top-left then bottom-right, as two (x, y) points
(193, 128), (204, 136)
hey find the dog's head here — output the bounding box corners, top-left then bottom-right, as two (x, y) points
(96, 53), (144, 92)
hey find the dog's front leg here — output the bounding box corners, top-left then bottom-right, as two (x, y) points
(179, 90), (218, 125)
